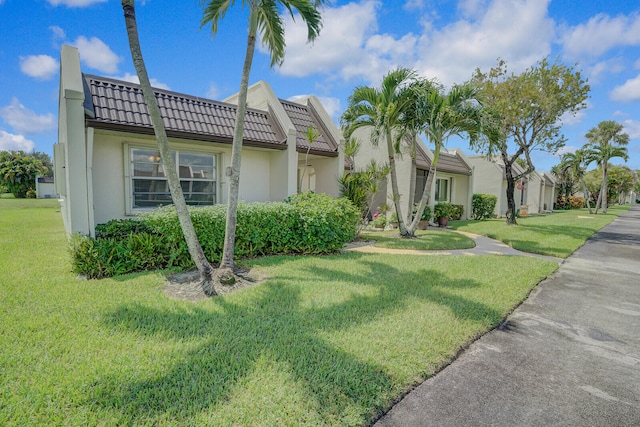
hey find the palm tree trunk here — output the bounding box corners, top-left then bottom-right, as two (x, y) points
(601, 165), (608, 214)
(581, 179), (592, 214)
(216, 9), (258, 285)
(121, 1), (215, 293)
(386, 131), (407, 236)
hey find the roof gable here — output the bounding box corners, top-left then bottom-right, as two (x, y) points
(279, 99), (339, 155)
(415, 144), (472, 175)
(83, 74), (286, 148)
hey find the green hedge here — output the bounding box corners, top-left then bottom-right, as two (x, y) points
(70, 192), (359, 279)
(472, 194), (497, 220)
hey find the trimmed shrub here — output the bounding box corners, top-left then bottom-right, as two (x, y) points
(412, 204), (432, 222)
(72, 192), (360, 278)
(472, 194), (497, 220)
(555, 195), (585, 210)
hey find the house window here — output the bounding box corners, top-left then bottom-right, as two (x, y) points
(131, 148), (216, 209)
(435, 178), (450, 202)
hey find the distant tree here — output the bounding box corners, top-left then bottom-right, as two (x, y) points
(121, 0), (216, 293)
(201, 0), (327, 286)
(559, 148), (594, 213)
(30, 151), (54, 178)
(472, 58), (590, 224)
(608, 165), (635, 205)
(585, 121), (629, 213)
(0, 150), (46, 198)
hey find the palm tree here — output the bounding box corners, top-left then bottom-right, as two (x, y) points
(559, 148), (594, 213)
(590, 144), (629, 214)
(201, 0), (327, 285)
(586, 121), (630, 213)
(401, 82), (488, 235)
(299, 125), (321, 192)
(341, 68), (418, 236)
(121, 1), (216, 294)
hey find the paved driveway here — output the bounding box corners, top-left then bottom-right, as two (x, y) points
(375, 206), (640, 426)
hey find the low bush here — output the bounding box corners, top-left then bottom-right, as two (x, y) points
(71, 192), (360, 278)
(435, 203), (464, 220)
(555, 195), (585, 210)
(472, 194), (497, 220)
(412, 204), (432, 222)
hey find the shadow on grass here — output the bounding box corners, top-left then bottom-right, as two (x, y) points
(92, 255), (501, 424)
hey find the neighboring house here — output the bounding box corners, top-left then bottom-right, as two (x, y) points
(468, 155), (556, 216)
(55, 45), (343, 237)
(351, 127), (474, 220)
(35, 176), (57, 199)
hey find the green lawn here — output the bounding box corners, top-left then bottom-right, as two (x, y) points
(1, 198), (558, 426)
(451, 206), (629, 258)
(360, 229), (475, 250)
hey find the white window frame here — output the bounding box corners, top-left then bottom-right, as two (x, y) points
(435, 177), (452, 203)
(124, 144), (219, 214)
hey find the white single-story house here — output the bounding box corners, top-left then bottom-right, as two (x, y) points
(467, 155), (556, 216)
(350, 127), (474, 220)
(55, 45), (343, 237)
(35, 176), (57, 199)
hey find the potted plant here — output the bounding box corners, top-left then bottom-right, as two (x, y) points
(434, 203), (454, 227)
(371, 214), (386, 229)
(389, 211), (399, 229)
(413, 204), (432, 229)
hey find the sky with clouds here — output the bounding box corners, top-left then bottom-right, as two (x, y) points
(0, 0), (638, 173)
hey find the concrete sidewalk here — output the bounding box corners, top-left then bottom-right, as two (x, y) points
(374, 206), (640, 426)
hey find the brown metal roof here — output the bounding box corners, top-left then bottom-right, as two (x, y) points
(83, 74), (286, 149)
(415, 145), (471, 175)
(280, 99), (339, 157)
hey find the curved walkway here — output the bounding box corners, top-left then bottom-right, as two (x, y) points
(346, 230), (564, 263)
(374, 205), (640, 426)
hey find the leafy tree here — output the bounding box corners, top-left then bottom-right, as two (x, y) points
(607, 165), (635, 205)
(585, 120), (629, 213)
(121, 1), (216, 293)
(0, 150), (47, 198)
(30, 151), (54, 178)
(472, 58), (590, 224)
(201, 0), (327, 286)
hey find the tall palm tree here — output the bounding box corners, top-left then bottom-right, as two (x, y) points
(560, 148), (594, 213)
(402, 82), (488, 235)
(586, 121), (630, 213)
(341, 68), (418, 236)
(201, 0), (327, 285)
(590, 144), (629, 214)
(121, 1), (216, 294)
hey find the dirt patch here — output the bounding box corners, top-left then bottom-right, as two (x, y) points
(163, 267), (267, 302)
(577, 216), (595, 219)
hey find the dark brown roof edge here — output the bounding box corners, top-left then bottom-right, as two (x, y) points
(86, 120), (288, 150)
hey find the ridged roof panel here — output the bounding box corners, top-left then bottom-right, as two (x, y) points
(84, 74), (284, 146)
(280, 100), (338, 153)
(415, 145), (472, 175)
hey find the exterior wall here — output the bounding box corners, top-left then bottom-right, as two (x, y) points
(90, 130), (279, 226)
(35, 178), (57, 199)
(468, 156), (503, 217)
(526, 172), (543, 213)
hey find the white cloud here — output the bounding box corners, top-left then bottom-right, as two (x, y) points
(276, 0), (555, 88)
(19, 55), (59, 80)
(587, 57), (625, 83)
(47, 0), (107, 7)
(289, 94), (341, 121)
(206, 83), (219, 100)
(561, 12), (640, 60)
(72, 36), (121, 74)
(0, 130), (35, 152)
(555, 145), (578, 156)
(414, 0), (555, 86)
(49, 25), (66, 40)
(403, 0), (425, 11)
(116, 73), (171, 91)
(0, 98), (56, 135)
(622, 119), (640, 140)
(610, 74), (640, 102)
(275, 1), (400, 83)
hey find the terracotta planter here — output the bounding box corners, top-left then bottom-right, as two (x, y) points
(438, 216), (449, 227)
(418, 220), (429, 230)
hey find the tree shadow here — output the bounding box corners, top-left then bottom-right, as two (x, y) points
(90, 255), (501, 424)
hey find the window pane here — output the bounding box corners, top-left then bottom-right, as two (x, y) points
(132, 178), (172, 208)
(179, 152), (215, 180)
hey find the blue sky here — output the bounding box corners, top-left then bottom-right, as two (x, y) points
(1, 0), (639, 173)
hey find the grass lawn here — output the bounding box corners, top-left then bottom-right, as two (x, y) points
(1, 198), (558, 426)
(451, 205), (629, 258)
(360, 228), (475, 250)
